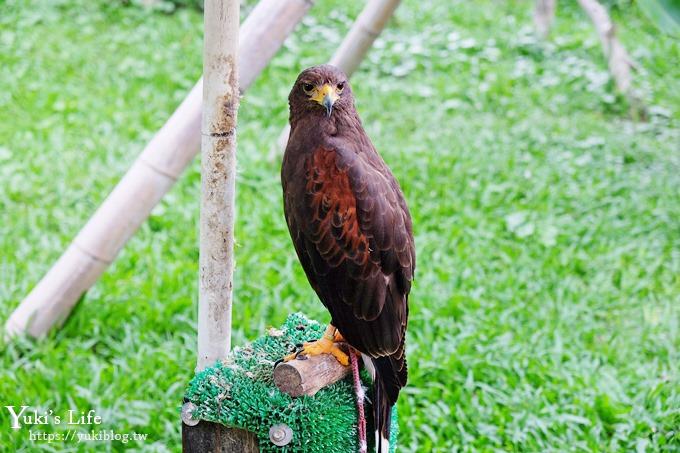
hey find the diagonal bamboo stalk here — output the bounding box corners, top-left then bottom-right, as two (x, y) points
(5, 0), (314, 339)
(578, 0), (634, 95)
(269, 0), (401, 160)
(328, 0), (401, 76)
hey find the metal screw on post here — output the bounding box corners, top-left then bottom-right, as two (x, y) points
(269, 424), (293, 446)
(181, 402), (200, 427)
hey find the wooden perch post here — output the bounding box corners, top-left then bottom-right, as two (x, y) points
(534, 0), (556, 38)
(5, 0), (314, 339)
(182, 422), (258, 453)
(578, 0), (635, 96)
(274, 353), (351, 397)
(271, 0), (401, 158)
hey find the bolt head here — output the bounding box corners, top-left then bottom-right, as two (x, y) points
(181, 402), (200, 426)
(269, 423), (293, 446)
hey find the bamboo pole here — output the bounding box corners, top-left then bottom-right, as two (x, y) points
(270, 0), (401, 159)
(197, 0), (240, 370)
(534, 0), (556, 39)
(5, 0), (314, 339)
(577, 0), (634, 95)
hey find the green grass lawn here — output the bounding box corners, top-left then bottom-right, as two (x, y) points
(1, 0), (678, 451)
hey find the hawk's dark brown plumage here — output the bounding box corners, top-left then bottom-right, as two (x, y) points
(281, 65), (415, 450)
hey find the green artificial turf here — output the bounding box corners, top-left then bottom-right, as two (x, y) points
(184, 312), (397, 453)
(1, 0), (678, 451)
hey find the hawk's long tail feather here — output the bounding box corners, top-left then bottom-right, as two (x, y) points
(365, 353), (407, 453)
(372, 372), (391, 453)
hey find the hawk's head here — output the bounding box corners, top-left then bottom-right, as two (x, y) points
(289, 65), (353, 119)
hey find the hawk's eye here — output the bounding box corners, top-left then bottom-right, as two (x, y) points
(302, 83), (314, 94)
(336, 82), (345, 92)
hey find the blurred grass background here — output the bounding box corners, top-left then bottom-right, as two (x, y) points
(0, 0), (678, 451)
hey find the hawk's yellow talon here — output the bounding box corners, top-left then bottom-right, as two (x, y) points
(283, 324), (350, 366)
(283, 351), (298, 362)
(299, 337), (349, 366)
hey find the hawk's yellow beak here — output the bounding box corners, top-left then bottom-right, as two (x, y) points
(310, 84), (340, 117)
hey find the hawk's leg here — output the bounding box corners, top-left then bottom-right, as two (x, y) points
(334, 330), (345, 342)
(284, 324), (349, 366)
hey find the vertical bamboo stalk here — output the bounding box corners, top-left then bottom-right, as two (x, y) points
(534, 0), (556, 39)
(5, 0), (314, 340)
(197, 0), (239, 371)
(271, 0), (401, 158)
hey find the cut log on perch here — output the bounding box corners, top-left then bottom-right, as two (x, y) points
(270, 0), (401, 159)
(274, 351), (351, 397)
(5, 0), (314, 339)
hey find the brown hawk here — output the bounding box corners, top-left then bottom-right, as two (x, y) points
(281, 65), (415, 452)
